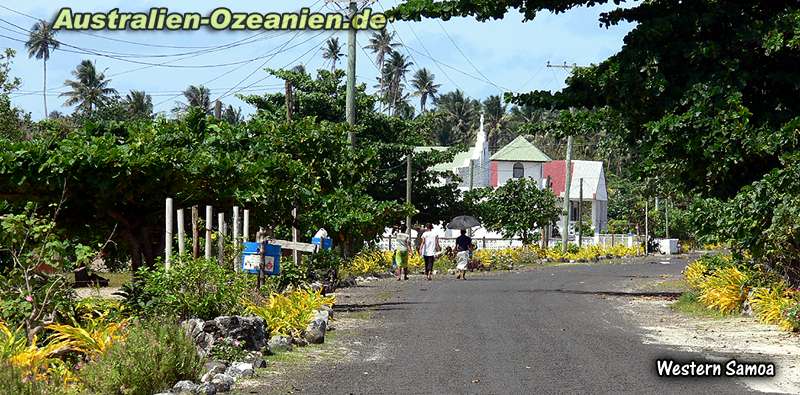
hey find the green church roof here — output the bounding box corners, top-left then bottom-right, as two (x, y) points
(490, 136), (551, 162)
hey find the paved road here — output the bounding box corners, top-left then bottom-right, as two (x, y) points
(267, 258), (763, 394)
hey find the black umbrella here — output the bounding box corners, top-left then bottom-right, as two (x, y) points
(446, 215), (481, 230)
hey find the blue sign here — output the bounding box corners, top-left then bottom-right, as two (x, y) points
(311, 237), (333, 250)
(241, 242), (281, 275)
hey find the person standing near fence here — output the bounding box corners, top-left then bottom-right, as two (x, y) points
(455, 229), (472, 280)
(419, 223), (440, 281)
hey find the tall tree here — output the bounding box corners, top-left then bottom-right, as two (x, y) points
(222, 105), (243, 125)
(24, 21), (59, 119)
(410, 68), (441, 113)
(60, 60), (117, 115)
(174, 85), (211, 115)
(482, 95), (509, 152)
(123, 90), (153, 119)
(381, 52), (413, 115)
(322, 37), (344, 73)
(434, 90), (480, 146)
(364, 29), (400, 96)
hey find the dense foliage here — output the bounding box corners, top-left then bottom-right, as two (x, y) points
(472, 178), (561, 244)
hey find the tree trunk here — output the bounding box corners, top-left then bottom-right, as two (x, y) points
(43, 59), (48, 119)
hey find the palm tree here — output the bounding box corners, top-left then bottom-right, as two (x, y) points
(322, 38), (343, 72)
(410, 68), (441, 113)
(434, 90), (480, 146)
(222, 105), (243, 125)
(381, 52), (413, 115)
(174, 85), (212, 114)
(60, 60), (117, 115)
(123, 90), (153, 119)
(25, 21), (59, 119)
(364, 29), (400, 95)
(482, 95), (510, 152)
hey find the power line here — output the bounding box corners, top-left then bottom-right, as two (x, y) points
(435, 20), (504, 90)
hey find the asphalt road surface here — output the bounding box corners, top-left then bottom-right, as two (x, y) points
(262, 258), (766, 394)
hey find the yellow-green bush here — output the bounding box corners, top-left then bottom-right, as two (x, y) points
(684, 260), (708, 289)
(244, 289), (335, 338)
(698, 266), (749, 314)
(749, 286), (797, 330)
(0, 321), (73, 385)
(46, 317), (128, 360)
(343, 249), (392, 277)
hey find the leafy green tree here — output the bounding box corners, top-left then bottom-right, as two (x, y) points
(222, 105), (243, 125)
(482, 95), (510, 152)
(380, 52), (413, 115)
(477, 178), (561, 244)
(60, 60), (117, 115)
(24, 20), (58, 119)
(0, 49), (30, 140)
(322, 37), (344, 72)
(410, 68), (440, 113)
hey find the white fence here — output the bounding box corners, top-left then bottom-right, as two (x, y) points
(378, 234), (643, 251)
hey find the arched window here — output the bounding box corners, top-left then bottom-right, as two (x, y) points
(513, 162), (524, 178)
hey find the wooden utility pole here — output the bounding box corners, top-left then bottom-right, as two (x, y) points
(578, 178), (583, 248)
(346, 0), (358, 141)
(191, 206), (200, 258)
(644, 199), (649, 255)
(665, 199), (670, 239)
(562, 135), (573, 252)
(233, 206), (240, 272)
(285, 78), (300, 267)
(406, 149), (412, 236)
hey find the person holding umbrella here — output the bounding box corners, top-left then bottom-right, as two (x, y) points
(447, 215), (480, 280)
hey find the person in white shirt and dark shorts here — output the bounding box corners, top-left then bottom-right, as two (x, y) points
(418, 223), (440, 281)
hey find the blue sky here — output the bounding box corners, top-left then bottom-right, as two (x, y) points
(1, 0), (635, 120)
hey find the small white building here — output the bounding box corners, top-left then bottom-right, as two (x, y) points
(542, 160), (609, 235)
(489, 135), (552, 187)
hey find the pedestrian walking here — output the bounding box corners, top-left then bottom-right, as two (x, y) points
(419, 223), (440, 281)
(394, 227), (410, 281)
(455, 229), (472, 280)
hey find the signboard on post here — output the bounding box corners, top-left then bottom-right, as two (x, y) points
(241, 242), (281, 275)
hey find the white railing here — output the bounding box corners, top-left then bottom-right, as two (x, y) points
(378, 234), (642, 251)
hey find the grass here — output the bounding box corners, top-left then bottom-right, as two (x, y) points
(671, 291), (730, 319)
(65, 271), (132, 288)
(649, 278), (690, 292)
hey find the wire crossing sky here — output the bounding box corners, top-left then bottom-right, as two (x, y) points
(0, 0), (635, 119)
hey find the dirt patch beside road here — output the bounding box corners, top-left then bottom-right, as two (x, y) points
(618, 297), (800, 394)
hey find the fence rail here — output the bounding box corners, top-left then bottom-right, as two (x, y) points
(378, 234), (643, 251)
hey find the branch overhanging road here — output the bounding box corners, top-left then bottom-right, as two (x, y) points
(252, 257), (769, 394)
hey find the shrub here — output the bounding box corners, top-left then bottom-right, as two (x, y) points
(118, 257), (253, 320)
(684, 260), (708, 289)
(343, 249), (391, 277)
(0, 362), (76, 395)
(0, 321), (68, 384)
(433, 255), (454, 272)
(244, 289), (335, 338)
(748, 285), (798, 330)
(79, 320), (203, 395)
(46, 317), (128, 360)
(209, 337), (248, 363)
(698, 266), (750, 314)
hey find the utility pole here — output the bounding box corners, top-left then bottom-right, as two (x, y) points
(286, 78), (300, 267)
(469, 159), (475, 191)
(562, 135), (573, 252)
(346, 0), (358, 142)
(191, 206), (199, 258)
(578, 178), (583, 248)
(406, 149), (412, 236)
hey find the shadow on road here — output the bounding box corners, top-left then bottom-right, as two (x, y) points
(516, 289), (683, 298)
(334, 301), (429, 312)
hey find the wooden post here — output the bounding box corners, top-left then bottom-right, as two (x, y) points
(165, 198), (173, 270)
(292, 207), (299, 267)
(406, 150), (412, 236)
(243, 209), (250, 242)
(665, 199), (670, 239)
(218, 212), (225, 266)
(205, 206), (213, 259)
(191, 206), (200, 259)
(233, 206), (240, 271)
(177, 209), (185, 260)
(214, 100), (222, 118)
(644, 200), (649, 255)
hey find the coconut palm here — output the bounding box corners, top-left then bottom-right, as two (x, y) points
(380, 52), (413, 115)
(60, 60), (117, 115)
(174, 85), (212, 114)
(123, 90), (153, 119)
(222, 105), (243, 125)
(410, 68), (440, 113)
(364, 29), (400, 95)
(482, 95), (510, 152)
(322, 38), (344, 72)
(434, 90), (481, 146)
(25, 21), (59, 118)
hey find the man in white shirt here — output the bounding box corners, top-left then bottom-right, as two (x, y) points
(418, 223), (440, 281)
